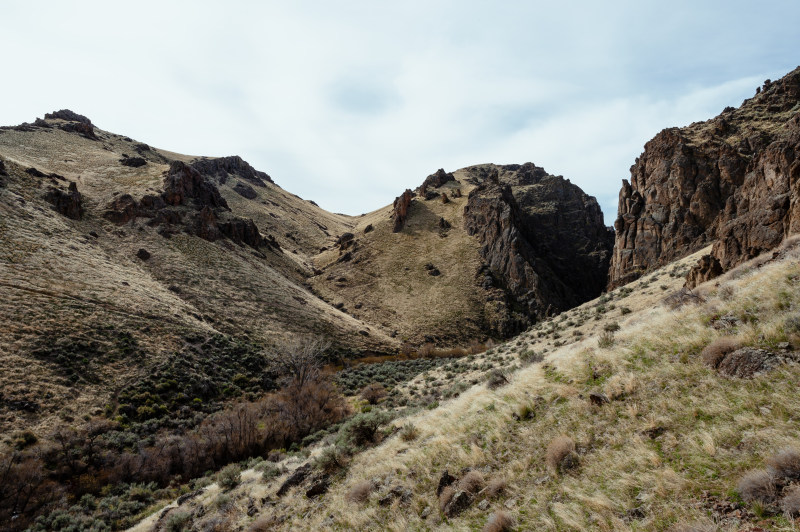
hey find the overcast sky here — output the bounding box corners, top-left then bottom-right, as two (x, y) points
(3, 1), (799, 224)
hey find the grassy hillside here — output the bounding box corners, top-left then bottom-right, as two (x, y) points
(149, 243), (800, 531)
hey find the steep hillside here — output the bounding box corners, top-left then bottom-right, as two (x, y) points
(609, 66), (800, 288)
(137, 239), (800, 532)
(311, 164), (613, 344)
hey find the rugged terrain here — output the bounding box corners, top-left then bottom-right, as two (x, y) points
(610, 66), (800, 288)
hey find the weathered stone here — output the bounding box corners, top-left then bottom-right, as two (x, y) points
(685, 254), (724, 288)
(44, 109), (91, 124)
(436, 470), (457, 496)
(463, 164), (614, 336)
(162, 161), (229, 209)
(136, 248), (151, 261)
(443, 490), (473, 517)
(392, 189), (414, 232)
(609, 66), (800, 288)
(717, 348), (782, 378)
(191, 155), (273, 187)
(306, 477), (329, 498)
(233, 181), (258, 199)
(589, 392), (609, 406)
(120, 156), (147, 168)
(276, 464), (311, 496)
(418, 168), (456, 196)
(43, 182), (84, 220)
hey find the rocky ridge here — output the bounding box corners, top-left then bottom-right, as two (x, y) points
(610, 66), (800, 288)
(463, 164), (614, 335)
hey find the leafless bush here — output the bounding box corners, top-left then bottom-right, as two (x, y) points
(360, 383), (387, 405)
(346, 480), (374, 504)
(483, 510), (515, 532)
(399, 423), (419, 442)
(486, 370), (509, 390)
(781, 485), (800, 516)
(438, 485), (455, 513)
(267, 335), (331, 388)
(701, 337), (741, 368)
(484, 477), (507, 498)
(457, 470), (485, 494)
(663, 288), (706, 309)
(546, 436), (577, 474)
(737, 469), (777, 504)
(766, 448), (800, 481)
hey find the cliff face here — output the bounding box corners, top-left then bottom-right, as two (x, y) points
(463, 164), (614, 335)
(609, 66), (800, 288)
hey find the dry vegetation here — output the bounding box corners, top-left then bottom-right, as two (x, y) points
(153, 242), (800, 531)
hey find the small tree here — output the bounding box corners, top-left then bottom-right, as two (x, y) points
(267, 336), (331, 388)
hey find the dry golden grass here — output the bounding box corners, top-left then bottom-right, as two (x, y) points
(200, 241), (800, 531)
(482, 510), (515, 532)
(700, 336), (741, 368)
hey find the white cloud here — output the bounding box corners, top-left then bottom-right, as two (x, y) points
(2, 1), (798, 224)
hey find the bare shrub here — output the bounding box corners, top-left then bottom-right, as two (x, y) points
(663, 288), (706, 309)
(546, 436), (577, 473)
(766, 448), (800, 481)
(486, 370), (509, 390)
(666, 520), (716, 532)
(597, 332), (615, 349)
(438, 485), (455, 513)
(483, 511), (515, 532)
(346, 480), (374, 504)
(484, 477), (507, 498)
(399, 422), (419, 442)
(781, 484), (800, 516)
(603, 322), (620, 333)
(457, 470), (485, 494)
(718, 285), (735, 301)
(737, 469), (777, 504)
(700, 337), (740, 368)
(267, 335), (330, 388)
(360, 383), (387, 405)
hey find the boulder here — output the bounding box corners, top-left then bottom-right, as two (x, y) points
(120, 156), (147, 168)
(233, 181), (258, 199)
(43, 182), (84, 220)
(392, 189), (414, 232)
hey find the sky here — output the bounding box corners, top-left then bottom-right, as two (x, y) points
(3, 1), (800, 224)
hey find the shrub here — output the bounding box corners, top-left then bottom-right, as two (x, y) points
(597, 332), (615, 349)
(360, 383), (387, 405)
(214, 492), (233, 510)
(314, 445), (349, 474)
(399, 422), (419, 442)
(163, 511), (191, 532)
(438, 485), (456, 513)
(337, 410), (393, 448)
(737, 469), (777, 504)
(256, 462), (282, 482)
(603, 322), (620, 333)
(216, 464), (241, 490)
(700, 337), (740, 369)
(546, 435), (577, 474)
(486, 370), (509, 390)
(483, 511), (515, 532)
(620, 306), (632, 315)
(785, 315), (800, 334)
(766, 448), (800, 481)
(782, 485), (800, 516)
(457, 470), (485, 494)
(345, 480), (374, 503)
(485, 477), (507, 498)
(519, 349), (543, 365)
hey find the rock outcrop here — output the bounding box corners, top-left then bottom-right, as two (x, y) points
(103, 161), (278, 250)
(463, 164), (614, 336)
(44, 110), (92, 124)
(43, 182), (84, 220)
(610, 66), (800, 288)
(190, 155), (273, 187)
(42, 110), (98, 140)
(391, 189), (414, 232)
(418, 168), (455, 197)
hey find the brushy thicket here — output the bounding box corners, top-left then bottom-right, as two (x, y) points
(0, 339), (349, 530)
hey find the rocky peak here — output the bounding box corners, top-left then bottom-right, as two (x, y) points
(162, 161), (229, 210)
(609, 65), (800, 288)
(418, 168), (455, 196)
(391, 189), (415, 233)
(190, 156), (273, 187)
(44, 109), (92, 125)
(463, 164), (614, 336)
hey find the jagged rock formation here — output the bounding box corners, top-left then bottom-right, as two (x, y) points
(610, 66), (800, 288)
(463, 164), (614, 335)
(104, 161), (277, 250)
(418, 168), (455, 197)
(391, 189), (414, 232)
(190, 155), (273, 187)
(44, 109), (92, 124)
(43, 181), (84, 220)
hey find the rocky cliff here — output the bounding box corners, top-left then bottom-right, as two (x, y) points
(463, 164), (614, 335)
(610, 66), (800, 288)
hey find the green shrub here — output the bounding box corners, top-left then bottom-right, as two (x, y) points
(336, 410), (393, 448)
(163, 511), (191, 532)
(216, 464), (241, 490)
